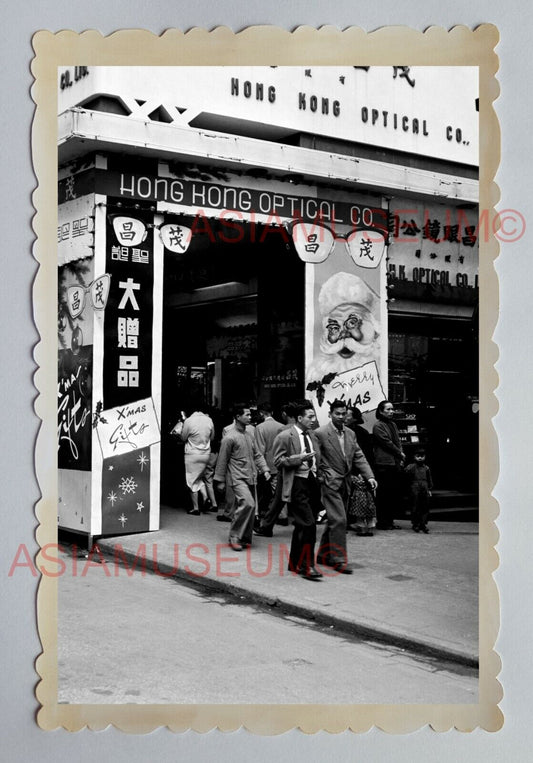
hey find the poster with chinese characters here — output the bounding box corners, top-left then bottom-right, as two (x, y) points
(103, 204), (154, 408)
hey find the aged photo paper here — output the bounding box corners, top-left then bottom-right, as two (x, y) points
(31, 25), (502, 732)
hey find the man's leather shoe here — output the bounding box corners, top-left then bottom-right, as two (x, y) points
(254, 526), (273, 537)
(228, 539), (243, 551)
(330, 561), (353, 574)
(298, 566), (323, 580)
(216, 515), (231, 522)
(317, 556), (353, 574)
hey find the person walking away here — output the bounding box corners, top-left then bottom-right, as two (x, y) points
(272, 401), (323, 580)
(372, 400), (406, 530)
(201, 406), (224, 514)
(254, 402), (284, 522)
(405, 448), (433, 533)
(314, 400), (377, 573)
(180, 405), (214, 515)
(214, 404), (270, 551)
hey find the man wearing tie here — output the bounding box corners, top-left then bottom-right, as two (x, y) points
(315, 399), (377, 573)
(272, 401), (323, 580)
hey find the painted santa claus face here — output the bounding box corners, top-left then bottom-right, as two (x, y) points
(307, 271), (381, 379)
(321, 302), (378, 359)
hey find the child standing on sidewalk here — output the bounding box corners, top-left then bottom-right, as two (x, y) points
(405, 449), (433, 534)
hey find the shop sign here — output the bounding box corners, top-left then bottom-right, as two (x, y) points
(159, 223), (192, 253)
(315, 361), (386, 413)
(387, 199), (479, 290)
(59, 66), (89, 90)
(65, 274), (111, 319)
(60, 169), (386, 229)
(95, 396), (160, 460)
(58, 67), (477, 164)
(103, 204), (154, 409)
(58, 195), (94, 265)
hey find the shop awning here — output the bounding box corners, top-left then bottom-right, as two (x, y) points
(58, 108), (479, 205)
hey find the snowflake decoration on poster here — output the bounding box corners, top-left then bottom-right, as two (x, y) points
(137, 452), (149, 472)
(136, 502), (144, 512)
(107, 490), (118, 506)
(119, 476), (138, 495)
(118, 513), (128, 527)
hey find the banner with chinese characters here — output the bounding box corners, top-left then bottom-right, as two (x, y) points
(103, 204), (154, 409)
(101, 202), (157, 531)
(303, 223), (387, 425)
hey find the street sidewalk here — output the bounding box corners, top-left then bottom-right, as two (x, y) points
(97, 506), (478, 667)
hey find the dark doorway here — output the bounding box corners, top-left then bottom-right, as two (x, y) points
(159, 218), (304, 505)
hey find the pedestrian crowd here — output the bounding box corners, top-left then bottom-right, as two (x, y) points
(171, 398), (433, 580)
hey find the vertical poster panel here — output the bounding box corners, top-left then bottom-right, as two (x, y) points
(58, 346), (93, 470)
(100, 201), (157, 532)
(58, 243), (95, 472)
(304, 227), (387, 425)
(103, 203), (154, 407)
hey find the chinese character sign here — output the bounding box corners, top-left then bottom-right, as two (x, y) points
(160, 223), (192, 253)
(345, 229), (387, 269)
(111, 216), (147, 247)
(291, 222), (335, 263)
(104, 204), (154, 409)
(386, 198), (479, 295)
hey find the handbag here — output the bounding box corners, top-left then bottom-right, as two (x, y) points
(170, 419), (184, 437)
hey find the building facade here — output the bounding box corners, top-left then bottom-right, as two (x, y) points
(57, 66), (479, 537)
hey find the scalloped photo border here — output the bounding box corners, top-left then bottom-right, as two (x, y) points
(31, 24), (501, 733)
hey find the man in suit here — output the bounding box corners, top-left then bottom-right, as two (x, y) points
(315, 399), (377, 573)
(272, 401), (323, 580)
(254, 402), (284, 521)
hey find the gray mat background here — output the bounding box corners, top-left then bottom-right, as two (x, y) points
(1, 1), (528, 759)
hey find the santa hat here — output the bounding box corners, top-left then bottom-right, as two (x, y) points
(318, 272), (377, 316)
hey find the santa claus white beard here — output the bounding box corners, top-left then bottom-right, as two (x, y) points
(306, 336), (381, 380)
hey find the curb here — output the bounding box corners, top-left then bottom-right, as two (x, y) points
(97, 539), (478, 670)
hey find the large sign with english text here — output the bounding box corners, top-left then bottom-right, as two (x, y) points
(58, 67), (478, 165)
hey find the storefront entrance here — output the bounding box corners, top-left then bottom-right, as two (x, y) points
(388, 313), (479, 493)
(159, 219), (304, 504)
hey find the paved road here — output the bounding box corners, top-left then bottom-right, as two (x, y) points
(58, 551), (477, 705)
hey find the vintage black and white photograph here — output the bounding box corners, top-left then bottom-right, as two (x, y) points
(28, 25), (501, 733)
